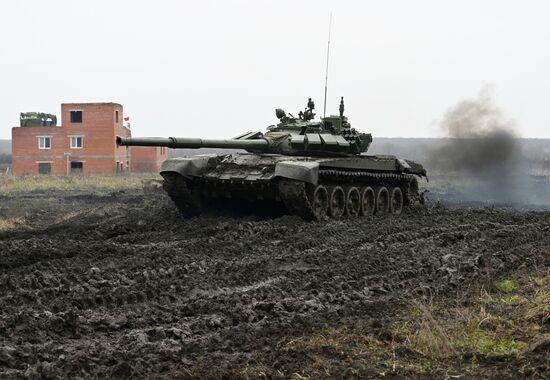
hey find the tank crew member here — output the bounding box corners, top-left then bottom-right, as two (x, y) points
(339, 96), (345, 117)
(301, 98), (315, 121)
(307, 98), (315, 111)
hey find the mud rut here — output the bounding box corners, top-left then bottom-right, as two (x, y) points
(0, 189), (549, 378)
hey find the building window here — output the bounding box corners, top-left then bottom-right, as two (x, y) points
(70, 162), (83, 174)
(38, 136), (51, 149)
(115, 110), (119, 123)
(70, 136), (83, 149)
(38, 162), (52, 174)
(70, 110), (83, 123)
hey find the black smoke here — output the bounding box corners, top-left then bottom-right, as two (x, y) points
(425, 87), (550, 206)
(430, 87), (521, 172)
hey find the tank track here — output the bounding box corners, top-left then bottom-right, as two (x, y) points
(278, 180), (320, 221)
(278, 170), (421, 221)
(162, 173), (202, 217)
(163, 170), (421, 221)
(319, 169), (411, 182)
(320, 169), (420, 205)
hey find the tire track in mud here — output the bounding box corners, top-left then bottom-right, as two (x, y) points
(1, 190), (550, 378)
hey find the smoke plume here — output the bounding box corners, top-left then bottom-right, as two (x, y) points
(424, 86), (550, 207)
(431, 86), (521, 172)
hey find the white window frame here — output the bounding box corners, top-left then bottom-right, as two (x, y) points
(37, 136), (52, 150)
(69, 135), (84, 149)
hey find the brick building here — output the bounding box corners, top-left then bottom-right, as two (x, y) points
(11, 102), (167, 175)
(131, 146), (168, 172)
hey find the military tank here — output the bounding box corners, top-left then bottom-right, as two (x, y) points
(117, 98), (427, 220)
(20, 112), (57, 127)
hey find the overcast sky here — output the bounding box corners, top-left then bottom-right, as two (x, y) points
(1, 0), (549, 139)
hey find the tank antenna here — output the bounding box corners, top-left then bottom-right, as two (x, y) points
(323, 12), (332, 119)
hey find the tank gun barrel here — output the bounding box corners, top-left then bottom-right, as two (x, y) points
(116, 136), (269, 150)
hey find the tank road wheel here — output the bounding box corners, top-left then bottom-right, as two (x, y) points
(345, 187), (361, 217)
(329, 186), (346, 219)
(310, 185), (329, 220)
(390, 187), (404, 215)
(375, 186), (390, 215)
(360, 187), (375, 216)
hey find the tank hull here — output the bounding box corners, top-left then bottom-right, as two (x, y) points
(160, 153), (425, 220)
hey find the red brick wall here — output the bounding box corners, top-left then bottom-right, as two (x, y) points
(12, 125), (69, 175)
(131, 146), (168, 172)
(113, 104), (131, 172)
(12, 103), (131, 175)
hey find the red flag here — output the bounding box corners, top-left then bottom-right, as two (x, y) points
(124, 116), (130, 121)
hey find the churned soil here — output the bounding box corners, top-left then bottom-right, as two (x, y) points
(0, 186), (549, 379)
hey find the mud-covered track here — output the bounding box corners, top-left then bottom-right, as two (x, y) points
(163, 172), (420, 221)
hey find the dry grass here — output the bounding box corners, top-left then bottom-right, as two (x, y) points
(247, 272), (550, 378)
(398, 301), (457, 358)
(397, 275), (549, 360)
(277, 327), (385, 378)
(0, 174), (160, 195)
(239, 362), (274, 380)
(524, 276), (550, 325)
(282, 326), (383, 354)
(0, 217), (27, 232)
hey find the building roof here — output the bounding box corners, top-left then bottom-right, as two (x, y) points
(61, 102), (123, 107)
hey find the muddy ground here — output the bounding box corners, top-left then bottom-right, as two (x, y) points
(0, 184), (549, 379)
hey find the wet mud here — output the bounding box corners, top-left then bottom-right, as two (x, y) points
(0, 187), (549, 378)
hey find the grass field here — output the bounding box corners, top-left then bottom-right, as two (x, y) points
(0, 174), (160, 195)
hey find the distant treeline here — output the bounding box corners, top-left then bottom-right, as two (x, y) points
(0, 140), (10, 155)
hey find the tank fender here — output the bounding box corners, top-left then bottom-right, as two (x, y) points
(160, 156), (212, 178)
(274, 161), (319, 185)
(396, 159), (411, 171)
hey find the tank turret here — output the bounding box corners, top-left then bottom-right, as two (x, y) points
(117, 98), (372, 156)
(118, 98), (426, 221)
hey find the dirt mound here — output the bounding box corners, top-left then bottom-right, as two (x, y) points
(0, 188), (549, 378)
